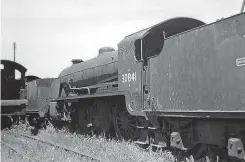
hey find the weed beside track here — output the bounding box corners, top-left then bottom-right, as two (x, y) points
(1, 123), (175, 162)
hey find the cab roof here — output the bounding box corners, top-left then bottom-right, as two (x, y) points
(1, 59), (27, 73)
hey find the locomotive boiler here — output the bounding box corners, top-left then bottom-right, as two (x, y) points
(49, 13), (245, 162)
(49, 47), (120, 127)
(58, 47), (118, 91)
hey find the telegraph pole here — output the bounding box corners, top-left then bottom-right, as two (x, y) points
(13, 42), (16, 62)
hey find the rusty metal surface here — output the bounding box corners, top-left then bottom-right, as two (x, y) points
(49, 78), (60, 99)
(59, 51), (118, 91)
(148, 13), (245, 112)
(118, 35), (143, 93)
(37, 84), (53, 116)
(118, 17), (205, 115)
(26, 78), (54, 116)
(26, 80), (38, 111)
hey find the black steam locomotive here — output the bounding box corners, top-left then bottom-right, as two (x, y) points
(0, 59), (53, 129)
(2, 12), (245, 161)
(47, 13), (245, 161)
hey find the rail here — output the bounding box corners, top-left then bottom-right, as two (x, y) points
(1, 140), (39, 162)
(19, 133), (109, 162)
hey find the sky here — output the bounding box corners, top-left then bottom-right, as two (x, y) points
(1, 0), (244, 78)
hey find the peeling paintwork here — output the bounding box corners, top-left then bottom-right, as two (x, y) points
(149, 13), (245, 112)
(118, 17), (206, 115)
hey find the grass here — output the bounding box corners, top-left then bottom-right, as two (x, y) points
(2, 122), (175, 162)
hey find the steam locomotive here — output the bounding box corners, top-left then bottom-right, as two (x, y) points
(45, 13), (245, 161)
(1, 60), (28, 128)
(0, 59), (53, 129)
(2, 12), (245, 161)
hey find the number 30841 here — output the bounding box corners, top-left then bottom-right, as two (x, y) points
(122, 72), (136, 83)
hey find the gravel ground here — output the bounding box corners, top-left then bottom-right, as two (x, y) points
(1, 123), (175, 162)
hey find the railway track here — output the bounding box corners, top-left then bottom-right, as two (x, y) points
(3, 131), (212, 162)
(17, 133), (109, 162)
(1, 140), (40, 162)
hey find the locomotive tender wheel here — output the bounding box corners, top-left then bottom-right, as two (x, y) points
(113, 103), (137, 141)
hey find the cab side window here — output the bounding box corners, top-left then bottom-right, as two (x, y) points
(134, 39), (142, 61)
(15, 69), (21, 80)
(134, 30), (165, 62)
(144, 31), (165, 58)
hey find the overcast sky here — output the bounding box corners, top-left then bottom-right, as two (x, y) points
(1, 0), (244, 78)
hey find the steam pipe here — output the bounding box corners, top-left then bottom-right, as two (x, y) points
(68, 84), (90, 95)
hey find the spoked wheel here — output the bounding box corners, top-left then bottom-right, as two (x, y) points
(86, 100), (110, 135)
(113, 103), (138, 141)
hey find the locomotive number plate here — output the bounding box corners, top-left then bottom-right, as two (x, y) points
(122, 72), (136, 83)
(236, 58), (245, 67)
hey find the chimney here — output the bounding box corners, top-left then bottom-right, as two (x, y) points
(71, 59), (83, 65)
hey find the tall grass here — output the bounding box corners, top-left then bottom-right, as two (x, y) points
(2, 123), (175, 162)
